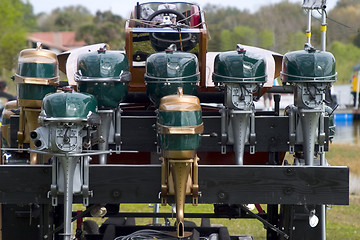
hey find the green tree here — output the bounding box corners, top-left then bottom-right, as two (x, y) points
(76, 11), (125, 50)
(336, 0), (360, 8)
(327, 1), (360, 45)
(220, 26), (274, 51)
(233, 25), (257, 46)
(254, 1), (308, 53)
(37, 6), (93, 32)
(22, 1), (38, 32)
(204, 4), (254, 31)
(329, 41), (360, 84)
(204, 4), (255, 52)
(258, 30), (274, 49)
(204, 1), (308, 53)
(283, 31), (305, 52)
(0, 0), (27, 71)
(353, 32), (360, 48)
(207, 29), (222, 52)
(220, 29), (233, 51)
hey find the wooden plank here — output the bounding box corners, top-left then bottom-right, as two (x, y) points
(0, 165), (348, 205)
(0, 165), (50, 204)
(119, 114), (329, 153)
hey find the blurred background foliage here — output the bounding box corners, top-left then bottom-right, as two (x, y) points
(1, 0), (360, 93)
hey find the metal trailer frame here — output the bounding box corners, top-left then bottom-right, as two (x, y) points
(0, 94), (349, 239)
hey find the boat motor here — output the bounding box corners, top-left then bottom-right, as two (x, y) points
(13, 43), (59, 164)
(281, 0), (337, 167)
(282, 45), (336, 166)
(145, 45), (202, 238)
(213, 44), (267, 165)
(30, 87), (99, 240)
(158, 87), (203, 238)
(75, 47), (130, 164)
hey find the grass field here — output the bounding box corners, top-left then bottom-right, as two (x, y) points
(324, 143), (360, 240)
(78, 143), (359, 239)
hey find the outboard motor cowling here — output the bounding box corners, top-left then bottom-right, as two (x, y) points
(76, 48), (130, 109)
(145, 45), (199, 107)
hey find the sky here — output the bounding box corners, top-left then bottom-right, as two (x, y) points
(28, 0), (338, 18)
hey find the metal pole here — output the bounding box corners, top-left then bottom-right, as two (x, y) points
(321, 8), (327, 51)
(320, 6), (329, 237)
(152, 204), (160, 225)
(320, 152), (326, 240)
(115, 107), (122, 153)
(306, 10), (312, 44)
(319, 4), (328, 229)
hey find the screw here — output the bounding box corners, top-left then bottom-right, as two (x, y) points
(218, 192), (225, 199)
(284, 187), (293, 195)
(113, 190), (120, 198)
(285, 168), (294, 176)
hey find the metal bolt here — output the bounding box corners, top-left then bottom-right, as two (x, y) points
(284, 187), (293, 195)
(285, 168), (294, 176)
(218, 192), (225, 199)
(113, 190), (120, 198)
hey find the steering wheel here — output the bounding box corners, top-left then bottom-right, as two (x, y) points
(146, 9), (188, 26)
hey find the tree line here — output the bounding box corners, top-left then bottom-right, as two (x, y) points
(1, 0), (360, 90)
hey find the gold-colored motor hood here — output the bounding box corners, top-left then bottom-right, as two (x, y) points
(159, 88), (201, 112)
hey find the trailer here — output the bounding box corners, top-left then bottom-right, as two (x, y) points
(0, 1), (348, 240)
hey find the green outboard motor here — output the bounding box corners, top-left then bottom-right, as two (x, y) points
(145, 44), (199, 107)
(281, 44), (336, 165)
(213, 44), (267, 165)
(75, 48), (131, 164)
(30, 87), (99, 240)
